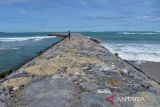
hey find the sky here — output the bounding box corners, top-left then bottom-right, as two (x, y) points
(0, 0), (160, 32)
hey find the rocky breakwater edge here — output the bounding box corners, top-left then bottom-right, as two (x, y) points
(0, 33), (160, 107)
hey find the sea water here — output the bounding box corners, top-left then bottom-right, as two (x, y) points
(83, 32), (160, 62)
(0, 32), (61, 72)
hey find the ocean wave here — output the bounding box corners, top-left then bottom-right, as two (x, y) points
(119, 32), (159, 35)
(101, 42), (160, 62)
(117, 51), (160, 62)
(0, 36), (56, 42)
(119, 32), (136, 35)
(0, 47), (19, 50)
(138, 32), (159, 35)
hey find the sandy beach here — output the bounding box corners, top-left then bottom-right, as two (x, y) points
(137, 61), (160, 83)
(127, 61), (160, 83)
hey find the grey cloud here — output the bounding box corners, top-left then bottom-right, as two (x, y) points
(83, 15), (160, 22)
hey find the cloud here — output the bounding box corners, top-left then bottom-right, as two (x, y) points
(83, 15), (160, 22)
(79, 0), (88, 8)
(0, 0), (30, 4)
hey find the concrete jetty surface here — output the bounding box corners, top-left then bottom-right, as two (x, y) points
(0, 33), (160, 107)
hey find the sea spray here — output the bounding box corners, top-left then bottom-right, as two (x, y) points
(101, 42), (160, 62)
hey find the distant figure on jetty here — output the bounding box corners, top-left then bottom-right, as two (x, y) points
(68, 31), (71, 40)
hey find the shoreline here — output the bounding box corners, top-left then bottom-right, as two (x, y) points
(0, 33), (160, 106)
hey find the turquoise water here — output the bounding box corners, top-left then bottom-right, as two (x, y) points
(82, 32), (160, 44)
(0, 32), (61, 72)
(82, 32), (160, 62)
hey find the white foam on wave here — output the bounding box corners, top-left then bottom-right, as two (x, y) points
(0, 47), (19, 50)
(101, 42), (160, 62)
(139, 32), (159, 35)
(0, 36), (56, 42)
(119, 32), (136, 35)
(119, 32), (159, 35)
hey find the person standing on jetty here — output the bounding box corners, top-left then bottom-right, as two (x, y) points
(68, 31), (71, 40)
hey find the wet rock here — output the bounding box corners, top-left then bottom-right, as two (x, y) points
(90, 37), (101, 44)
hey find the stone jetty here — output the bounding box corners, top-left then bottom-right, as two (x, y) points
(0, 33), (160, 107)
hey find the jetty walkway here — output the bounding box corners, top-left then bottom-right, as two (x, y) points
(0, 33), (160, 107)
